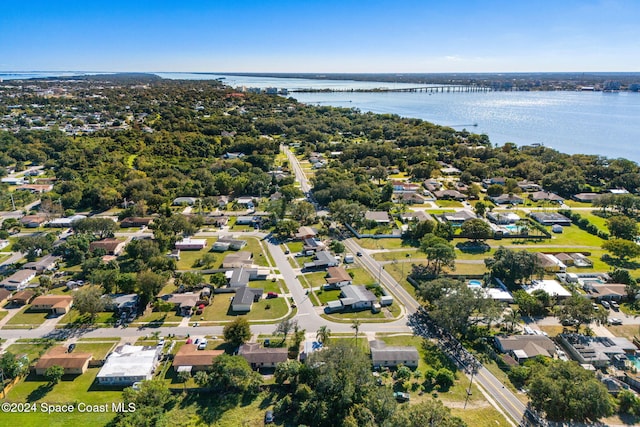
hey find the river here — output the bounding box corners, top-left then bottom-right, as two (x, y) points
(4, 72), (639, 162)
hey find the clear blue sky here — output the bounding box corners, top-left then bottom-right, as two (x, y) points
(1, 0), (638, 73)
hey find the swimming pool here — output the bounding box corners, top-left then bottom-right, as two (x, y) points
(468, 280), (483, 287)
(628, 355), (640, 370)
(502, 224), (521, 234)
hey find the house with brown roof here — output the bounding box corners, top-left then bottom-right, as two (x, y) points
(365, 211), (391, 224)
(495, 335), (557, 363)
(9, 289), (35, 306)
(222, 251), (253, 268)
(35, 346), (92, 375)
(325, 266), (352, 288)
(20, 214), (47, 228)
(161, 293), (201, 316)
(30, 295), (73, 314)
(89, 238), (127, 255)
(433, 189), (467, 201)
(238, 342), (289, 369)
(0, 288), (12, 305)
(530, 191), (564, 204)
(173, 344), (224, 373)
(295, 226), (317, 240)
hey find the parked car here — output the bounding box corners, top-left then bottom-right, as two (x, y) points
(561, 318), (579, 327)
(67, 343), (76, 353)
(610, 301), (620, 310)
(601, 300), (611, 309)
(393, 392), (410, 402)
(266, 292), (278, 299)
(609, 318), (623, 325)
(265, 410), (274, 424)
(197, 339), (208, 350)
(284, 249), (290, 254)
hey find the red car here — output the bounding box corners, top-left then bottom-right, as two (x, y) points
(266, 292), (278, 299)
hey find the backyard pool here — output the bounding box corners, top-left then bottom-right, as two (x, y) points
(628, 355), (640, 370)
(468, 280), (483, 287)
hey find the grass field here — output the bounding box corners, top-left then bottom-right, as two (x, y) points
(72, 341), (117, 360)
(3, 306), (50, 328)
(0, 310), (8, 321)
(136, 310), (184, 326)
(195, 293), (289, 322)
(58, 310), (116, 327)
(3, 342), (54, 362)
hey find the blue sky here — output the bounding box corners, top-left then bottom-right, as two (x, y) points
(1, 0), (638, 72)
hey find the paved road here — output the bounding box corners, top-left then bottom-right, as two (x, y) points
(283, 145), (311, 193)
(344, 237), (526, 426)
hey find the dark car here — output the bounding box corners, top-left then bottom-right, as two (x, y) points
(356, 251), (363, 257)
(265, 410), (274, 424)
(67, 343), (76, 353)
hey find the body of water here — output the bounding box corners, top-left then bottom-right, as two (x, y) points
(3, 72), (639, 162)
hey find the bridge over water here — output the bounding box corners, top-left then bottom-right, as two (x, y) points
(291, 85), (492, 93)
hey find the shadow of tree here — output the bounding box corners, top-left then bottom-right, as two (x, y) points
(27, 383), (53, 402)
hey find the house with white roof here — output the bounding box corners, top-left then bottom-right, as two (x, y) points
(96, 344), (162, 385)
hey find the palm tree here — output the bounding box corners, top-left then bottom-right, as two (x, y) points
(351, 320), (361, 343)
(503, 309), (521, 333)
(316, 325), (331, 345)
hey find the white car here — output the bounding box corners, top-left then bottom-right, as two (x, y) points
(609, 318), (623, 325)
(197, 339), (208, 350)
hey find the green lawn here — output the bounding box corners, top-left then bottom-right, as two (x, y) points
(57, 309), (116, 327)
(72, 342), (118, 360)
(356, 238), (410, 250)
(285, 241), (303, 253)
(316, 288), (341, 305)
(136, 310), (184, 326)
(372, 250), (419, 262)
(303, 271), (328, 288)
(544, 224), (604, 247)
(349, 266), (378, 286)
(4, 342), (54, 363)
(248, 279), (280, 294)
(195, 293), (289, 322)
(3, 305), (51, 328)
(0, 310), (8, 321)
(4, 367), (121, 426)
(437, 200), (464, 208)
(174, 239), (217, 270)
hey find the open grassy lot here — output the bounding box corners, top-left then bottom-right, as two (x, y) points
(174, 239), (217, 270)
(4, 367), (121, 426)
(72, 341), (118, 360)
(136, 310), (184, 326)
(0, 310), (8, 321)
(436, 200), (464, 208)
(356, 238), (412, 250)
(4, 341), (54, 362)
(372, 249), (419, 262)
(543, 224), (604, 247)
(285, 240), (303, 254)
(57, 309), (116, 327)
(196, 293), (289, 322)
(606, 324), (640, 341)
(350, 266), (378, 286)
(3, 305), (51, 328)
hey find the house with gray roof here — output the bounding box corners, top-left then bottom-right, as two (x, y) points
(488, 194), (524, 205)
(231, 287), (263, 312)
(365, 211), (391, 224)
(559, 333), (637, 368)
(225, 266), (269, 288)
(335, 285), (377, 311)
(303, 250), (339, 270)
(238, 342), (289, 369)
(369, 340), (419, 368)
(495, 335), (557, 363)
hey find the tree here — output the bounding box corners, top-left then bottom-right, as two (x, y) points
(120, 379), (175, 426)
(419, 234), (456, 277)
(603, 238), (640, 260)
(44, 365), (64, 385)
(485, 247), (540, 284)
(73, 217), (116, 239)
(210, 272), (227, 288)
(618, 389), (640, 416)
(291, 200), (316, 225)
(474, 201), (487, 218)
(503, 309), (521, 333)
(274, 359), (302, 387)
(606, 215), (638, 240)
(435, 368), (455, 391)
(527, 360), (614, 422)
(330, 240), (345, 254)
(351, 319), (361, 342)
(274, 219), (300, 239)
(223, 317), (252, 348)
(136, 270), (167, 305)
(73, 285), (107, 321)
(486, 184), (504, 197)
(274, 318), (297, 345)
(193, 371), (209, 387)
(207, 354), (262, 394)
(460, 218), (492, 243)
(512, 290), (544, 317)
(13, 233), (56, 261)
(316, 325), (331, 345)
(0, 352), (28, 379)
(328, 199), (366, 227)
(554, 293), (594, 332)
(384, 399), (467, 427)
